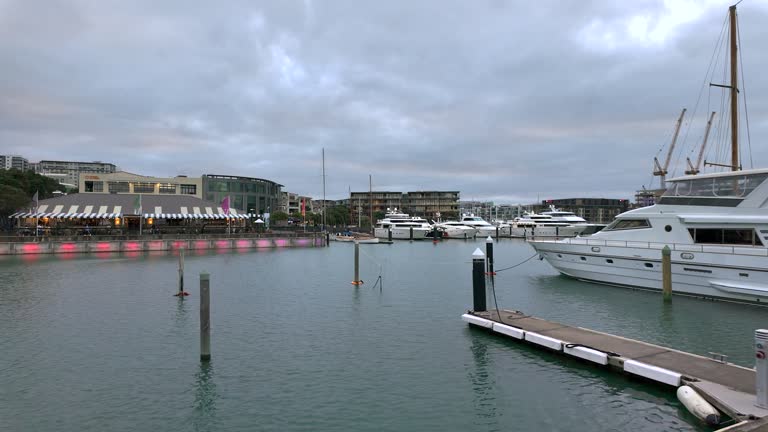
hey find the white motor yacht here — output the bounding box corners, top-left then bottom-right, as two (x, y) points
(529, 169), (768, 304)
(460, 214), (510, 237)
(435, 221), (478, 239)
(509, 213), (584, 238)
(541, 206), (606, 236)
(374, 209), (431, 240)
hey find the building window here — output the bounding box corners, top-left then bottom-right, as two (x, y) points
(133, 182), (155, 193)
(158, 183), (176, 194)
(84, 181), (103, 192)
(208, 181), (228, 192)
(108, 181), (130, 193)
(180, 184), (197, 195)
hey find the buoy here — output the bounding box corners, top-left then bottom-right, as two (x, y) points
(677, 385), (720, 426)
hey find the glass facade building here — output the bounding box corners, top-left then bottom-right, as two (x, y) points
(202, 174), (282, 214)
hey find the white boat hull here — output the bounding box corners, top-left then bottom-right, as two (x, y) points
(374, 227), (430, 240)
(510, 225), (585, 238)
(529, 239), (768, 304)
(440, 227), (478, 238)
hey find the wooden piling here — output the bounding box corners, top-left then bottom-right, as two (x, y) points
(200, 272), (211, 361)
(409, 226), (413, 241)
(388, 228), (392, 242)
(352, 241), (363, 285)
(178, 248), (185, 295)
(485, 236), (495, 275)
(662, 245), (672, 302)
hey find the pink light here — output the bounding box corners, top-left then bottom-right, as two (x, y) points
(96, 242), (112, 251)
(173, 241), (186, 249)
(59, 243), (77, 252)
(256, 239), (273, 248)
(148, 241), (164, 250)
(21, 244), (41, 253)
(124, 241), (141, 251)
(124, 251), (141, 259)
(274, 239), (288, 247)
(236, 240), (251, 248)
(294, 239), (310, 247)
(215, 240), (230, 248)
(194, 241), (208, 249)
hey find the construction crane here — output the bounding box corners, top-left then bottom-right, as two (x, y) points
(685, 111), (716, 175)
(653, 108), (686, 189)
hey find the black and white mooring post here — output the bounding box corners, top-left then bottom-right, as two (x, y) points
(200, 272), (211, 362)
(472, 248), (487, 312)
(485, 236), (495, 275)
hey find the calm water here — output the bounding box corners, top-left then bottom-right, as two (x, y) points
(1, 240), (765, 431)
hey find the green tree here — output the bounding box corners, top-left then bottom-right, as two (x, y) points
(0, 169), (66, 231)
(270, 211), (289, 223)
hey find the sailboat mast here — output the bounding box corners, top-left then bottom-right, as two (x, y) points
(729, 5), (739, 171)
(322, 148), (326, 231)
(369, 175), (373, 234)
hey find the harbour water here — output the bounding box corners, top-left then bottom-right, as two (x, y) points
(1, 239), (765, 431)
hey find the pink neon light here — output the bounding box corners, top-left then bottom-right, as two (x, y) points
(96, 242), (112, 251)
(215, 240), (230, 248)
(294, 239), (310, 247)
(274, 239), (288, 247)
(22, 244), (41, 253)
(256, 239), (272, 248)
(124, 242), (141, 251)
(236, 240), (251, 248)
(59, 243), (77, 252)
(173, 241), (186, 249)
(149, 241), (164, 250)
(194, 241), (208, 249)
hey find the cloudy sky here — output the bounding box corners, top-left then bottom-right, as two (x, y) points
(2, 0), (768, 202)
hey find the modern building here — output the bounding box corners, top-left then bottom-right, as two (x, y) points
(34, 160), (116, 189)
(634, 188), (665, 208)
(202, 174), (282, 215)
(531, 198), (630, 224)
(280, 192), (300, 214)
(78, 171), (203, 199)
(0, 155), (29, 171)
(349, 191), (460, 224)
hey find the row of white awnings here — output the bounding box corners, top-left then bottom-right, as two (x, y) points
(10, 212), (122, 219)
(143, 213), (252, 220)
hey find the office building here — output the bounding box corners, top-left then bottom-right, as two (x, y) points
(34, 160), (116, 189)
(78, 171), (203, 199)
(202, 174), (282, 215)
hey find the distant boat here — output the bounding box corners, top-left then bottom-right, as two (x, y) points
(460, 214), (510, 237)
(373, 209), (431, 240)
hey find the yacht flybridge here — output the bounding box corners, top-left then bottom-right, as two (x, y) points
(529, 4), (768, 305)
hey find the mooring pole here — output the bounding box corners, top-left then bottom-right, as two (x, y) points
(326, 232), (330, 247)
(388, 228), (392, 242)
(662, 245), (672, 302)
(432, 225), (438, 243)
(472, 248), (487, 312)
(200, 272), (211, 362)
(352, 240), (362, 285)
(464, 232), (467, 240)
(756, 329), (768, 408)
(178, 248), (185, 296)
(485, 236), (495, 275)
(495, 226), (499, 239)
(409, 226), (413, 241)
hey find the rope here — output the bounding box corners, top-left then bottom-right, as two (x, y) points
(564, 343), (620, 357)
(494, 253), (540, 273)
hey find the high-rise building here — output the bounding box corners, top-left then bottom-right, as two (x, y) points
(34, 160), (116, 189)
(0, 155), (29, 171)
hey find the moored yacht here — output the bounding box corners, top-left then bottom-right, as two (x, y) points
(529, 169), (768, 304)
(540, 206), (607, 236)
(373, 209), (431, 240)
(435, 221), (478, 238)
(461, 214), (510, 237)
(509, 213), (585, 238)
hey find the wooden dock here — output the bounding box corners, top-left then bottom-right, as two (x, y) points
(463, 309), (768, 430)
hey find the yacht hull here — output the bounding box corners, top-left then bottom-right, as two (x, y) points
(374, 227), (430, 240)
(510, 225), (585, 238)
(529, 239), (768, 305)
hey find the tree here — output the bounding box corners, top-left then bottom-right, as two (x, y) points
(270, 211), (289, 223)
(374, 210), (385, 222)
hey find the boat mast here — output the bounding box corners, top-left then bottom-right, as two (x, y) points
(322, 148), (326, 231)
(729, 4), (739, 171)
(369, 174), (373, 234)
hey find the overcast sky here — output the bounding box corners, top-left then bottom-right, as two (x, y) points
(2, 0), (768, 202)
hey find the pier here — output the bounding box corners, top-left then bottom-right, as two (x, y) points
(463, 309), (768, 430)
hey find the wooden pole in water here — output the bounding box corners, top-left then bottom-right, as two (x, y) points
(200, 272), (211, 361)
(409, 226), (413, 241)
(662, 246), (672, 302)
(388, 228), (392, 242)
(178, 248), (185, 296)
(351, 240), (363, 285)
(472, 248), (487, 312)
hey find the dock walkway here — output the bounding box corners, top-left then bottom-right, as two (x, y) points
(465, 309), (767, 424)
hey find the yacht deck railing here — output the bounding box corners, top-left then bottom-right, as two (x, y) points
(528, 237), (768, 257)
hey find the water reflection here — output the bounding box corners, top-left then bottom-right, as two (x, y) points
(193, 361), (218, 431)
(467, 331), (499, 431)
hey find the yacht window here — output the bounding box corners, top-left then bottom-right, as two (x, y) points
(605, 219), (651, 231)
(687, 228), (760, 246)
(663, 173), (768, 199)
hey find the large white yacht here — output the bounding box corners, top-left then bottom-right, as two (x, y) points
(540, 206), (607, 236)
(435, 221), (478, 238)
(529, 169), (768, 304)
(509, 213), (585, 238)
(461, 214), (510, 237)
(374, 209), (431, 240)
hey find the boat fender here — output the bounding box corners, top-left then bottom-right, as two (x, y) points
(676, 385), (720, 426)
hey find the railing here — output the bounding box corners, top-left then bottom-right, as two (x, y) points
(528, 237), (768, 257)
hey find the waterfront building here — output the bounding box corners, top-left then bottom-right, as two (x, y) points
(459, 201), (525, 221)
(34, 160), (116, 189)
(634, 188), (665, 208)
(78, 171), (203, 199)
(531, 198), (630, 224)
(202, 174), (282, 215)
(0, 155), (29, 171)
(279, 192), (312, 215)
(349, 191), (460, 224)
